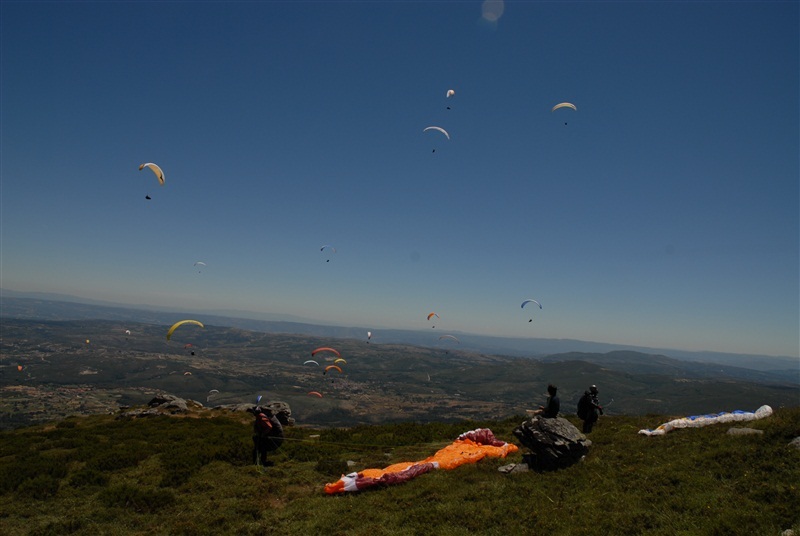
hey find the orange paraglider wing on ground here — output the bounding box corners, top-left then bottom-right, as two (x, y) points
(324, 428), (517, 494)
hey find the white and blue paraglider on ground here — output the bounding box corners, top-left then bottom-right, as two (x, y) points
(638, 405), (773, 436)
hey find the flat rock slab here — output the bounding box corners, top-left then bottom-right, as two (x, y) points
(726, 427), (764, 436)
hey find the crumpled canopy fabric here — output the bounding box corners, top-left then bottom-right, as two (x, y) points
(638, 405), (773, 436)
(324, 428), (518, 494)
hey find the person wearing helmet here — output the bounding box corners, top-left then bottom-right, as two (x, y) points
(577, 385), (604, 433)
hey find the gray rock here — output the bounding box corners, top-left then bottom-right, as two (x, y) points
(262, 400), (295, 426)
(498, 463), (529, 474)
(513, 416), (590, 471)
(226, 400), (296, 426)
(726, 427), (763, 436)
(147, 394), (190, 412)
(789, 437), (800, 450)
(115, 395), (295, 426)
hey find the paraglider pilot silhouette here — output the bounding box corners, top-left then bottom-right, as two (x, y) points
(529, 384), (560, 418)
(250, 405), (284, 467)
(577, 385), (604, 433)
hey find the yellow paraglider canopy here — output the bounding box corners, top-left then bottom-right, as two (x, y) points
(166, 320), (204, 341)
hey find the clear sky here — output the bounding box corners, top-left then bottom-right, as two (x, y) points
(2, 1), (798, 358)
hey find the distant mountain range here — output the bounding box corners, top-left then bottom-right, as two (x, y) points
(2, 289), (797, 380)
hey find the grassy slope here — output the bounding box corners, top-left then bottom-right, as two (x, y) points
(0, 408), (798, 536)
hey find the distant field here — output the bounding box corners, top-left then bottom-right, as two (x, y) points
(1, 318), (797, 431)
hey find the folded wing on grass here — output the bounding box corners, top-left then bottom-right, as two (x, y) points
(324, 428), (518, 494)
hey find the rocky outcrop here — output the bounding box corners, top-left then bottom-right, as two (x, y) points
(148, 394), (192, 412)
(115, 394), (294, 426)
(512, 416), (590, 471)
(216, 400), (295, 426)
(262, 400), (295, 426)
(116, 394), (201, 419)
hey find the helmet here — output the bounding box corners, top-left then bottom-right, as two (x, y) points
(590, 385), (598, 394)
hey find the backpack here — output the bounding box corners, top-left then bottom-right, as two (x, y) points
(577, 394), (590, 420)
(254, 412), (273, 437)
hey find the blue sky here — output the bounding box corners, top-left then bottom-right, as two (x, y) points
(2, 1), (798, 358)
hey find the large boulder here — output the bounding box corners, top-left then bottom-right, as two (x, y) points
(512, 416), (591, 471)
(148, 394), (189, 412)
(262, 400), (295, 426)
(117, 394), (196, 420)
(235, 400), (295, 426)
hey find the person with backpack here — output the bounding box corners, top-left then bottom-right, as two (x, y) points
(251, 405), (284, 467)
(577, 385), (603, 433)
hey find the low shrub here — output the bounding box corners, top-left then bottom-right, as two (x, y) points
(0, 453), (68, 494)
(315, 458), (349, 475)
(99, 483), (176, 513)
(55, 419), (78, 429)
(87, 446), (149, 472)
(28, 517), (84, 536)
(213, 436), (251, 466)
(16, 474), (60, 500)
(69, 468), (109, 488)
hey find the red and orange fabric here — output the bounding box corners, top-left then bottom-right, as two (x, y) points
(324, 428), (518, 494)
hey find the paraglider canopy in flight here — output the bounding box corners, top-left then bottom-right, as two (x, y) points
(521, 299), (542, 322)
(423, 126), (450, 140)
(520, 299), (542, 309)
(320, 244), (336, 262)
(551, 102), (577, 112)
(446, 89), (455, 98)
(324, 365), (343, 375)
(139, 163), (165, 185)
(166, 320), (205, 341)
(311, 347), (341, 358)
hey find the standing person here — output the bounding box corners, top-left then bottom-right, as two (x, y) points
(251, 405), (284, 467)
(577, 385), (604, 433)
(529, 383), (560, 418)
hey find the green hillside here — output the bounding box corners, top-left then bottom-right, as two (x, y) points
(0, 408), (798, 535)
